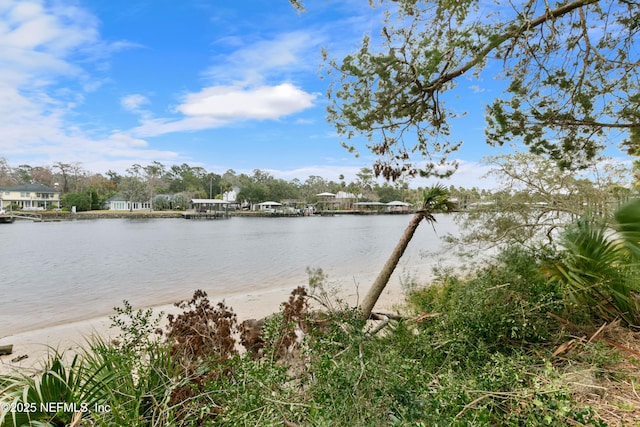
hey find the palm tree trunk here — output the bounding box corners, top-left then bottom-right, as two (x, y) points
(360, 211), (426, 320)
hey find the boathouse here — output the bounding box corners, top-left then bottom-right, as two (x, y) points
(182, 199), (229, 219)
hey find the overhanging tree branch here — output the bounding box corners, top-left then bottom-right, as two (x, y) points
(423, 0), (600, 95)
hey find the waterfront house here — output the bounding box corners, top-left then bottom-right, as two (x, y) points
(0, 184), (60, 210)
(335, 191), (360, 210)
(354, 201), (386, 213)
(104, 195), (152, 211)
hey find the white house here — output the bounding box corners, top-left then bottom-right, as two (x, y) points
(105, 195), (151, 211)
(0, 184), (60, 210)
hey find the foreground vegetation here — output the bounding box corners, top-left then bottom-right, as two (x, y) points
(2, 241), (639, 425)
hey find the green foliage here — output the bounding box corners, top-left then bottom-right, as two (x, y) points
(547, 199), (640, 326)
(374, 182), (404, 203)
(98, 302), (178, 425)
(88, 337), (178, 426)
(153, 194), (171, 210)
(109, 300), (164, 357)
(409, 246), (566, 354)
(61, 192), (91, 211)
(420, 184), (456, 215)
(325, 0), (639, 179)
(0, 351), (115, 426)
(118, 176), (149, 209)
(171, 192), (190, 210)
(453, 152), (631, 248)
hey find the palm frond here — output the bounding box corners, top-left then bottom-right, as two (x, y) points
(420, 184), (456, 216)
(548, 204), (640, 326)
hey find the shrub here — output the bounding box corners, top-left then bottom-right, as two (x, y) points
(165, 289), (238, 365)
(546, 200), (640, 326)
(408, 246), (567, 354)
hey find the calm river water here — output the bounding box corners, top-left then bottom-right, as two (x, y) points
(0, 214), (458, 335)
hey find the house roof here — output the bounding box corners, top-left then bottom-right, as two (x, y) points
(0, 183), (57, 192)
(191, 199), (229, 204)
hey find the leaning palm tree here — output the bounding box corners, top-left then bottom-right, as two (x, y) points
(360, 184), (455, 320)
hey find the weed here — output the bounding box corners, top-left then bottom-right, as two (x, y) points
(109, 299), (164, 356)
(166, 289), (238, 365)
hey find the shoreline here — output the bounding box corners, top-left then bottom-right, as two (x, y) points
(0, 280), (408, 375)
(20, 209), (417, 221)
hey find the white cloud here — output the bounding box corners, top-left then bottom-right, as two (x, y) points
(132, 83), (317, 137)
(0, 1), (98, 80)
(205, 31), (318, 86)
(121, 94), (150, 112)
(410, 160), (498, 190)
(179, 83), (315, 119)
(107, 132), (148, 148)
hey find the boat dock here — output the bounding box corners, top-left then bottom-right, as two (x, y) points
(0, 214), (14, 223)
(181, 211), (228, 220)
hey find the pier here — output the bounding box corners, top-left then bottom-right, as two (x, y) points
(0, 211), (44, 223)
(181, 211), (228, 220)
(182, 199), (231, 220)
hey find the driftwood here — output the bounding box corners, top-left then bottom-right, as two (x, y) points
(0, 344), (13, 355)
(11, 354), (28, 363)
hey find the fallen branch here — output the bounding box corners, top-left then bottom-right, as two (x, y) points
(411, 313), (443, 323)
(370, 312), (406, 321)
(587, 322), (607, 345)
(548, 313), (640, 359)
(367, 315), (390, 336)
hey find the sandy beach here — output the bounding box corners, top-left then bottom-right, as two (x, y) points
(0, 280), (408, 375)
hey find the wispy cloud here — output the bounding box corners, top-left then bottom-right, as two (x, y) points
(204, 31), (319, 86)
(0, 0), (162, 170)
(121, 94), (149, 111)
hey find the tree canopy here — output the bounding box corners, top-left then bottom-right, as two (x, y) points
(452, 152), (631, 248)
(321, 0), (640, 180)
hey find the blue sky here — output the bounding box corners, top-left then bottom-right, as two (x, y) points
(0, 0), (626, 189)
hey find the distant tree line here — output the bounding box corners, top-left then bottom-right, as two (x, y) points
(0, 158), (422, 212)
(1, 154), (632, 244)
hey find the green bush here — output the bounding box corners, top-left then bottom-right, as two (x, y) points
(546, 200), (640, 326)
(408, 246), (567, 354)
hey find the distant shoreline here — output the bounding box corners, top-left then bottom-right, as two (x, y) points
(38, 210), (184, 220)
(15, 209), (415, 221)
